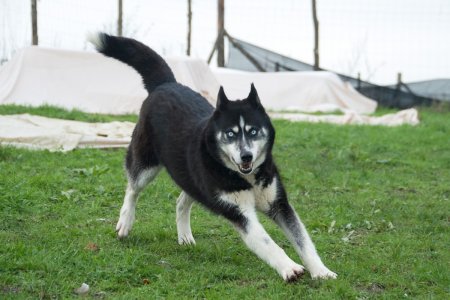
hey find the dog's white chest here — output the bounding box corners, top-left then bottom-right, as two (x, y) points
(219, 177), (278, 212)
(253, 177), (278, 212)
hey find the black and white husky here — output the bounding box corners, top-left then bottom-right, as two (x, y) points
(90, 33), (336, 282)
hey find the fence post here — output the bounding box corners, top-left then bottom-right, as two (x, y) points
(396, 73), (402, 90)
(117, 0), (123, 36)
(225, 31), (266, 72)
(31, 0), (38, 45)
(187, 0), (192, 56)
(217, 0), (225, 67)
(357, 72), (361, 90)
(312, 0), (319, 70)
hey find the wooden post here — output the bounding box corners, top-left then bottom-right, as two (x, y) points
(217, 0), (225, 67)
(357, 72), (361, 89)
(187, 0), (192, 56)
(312, 0), (319, 70)
(225, 31), (266, 72)
(118, 0), (123, 36)
(31, 0), (38, 45)
(397, 72), (402, 89)
(207, 34), (220, 64)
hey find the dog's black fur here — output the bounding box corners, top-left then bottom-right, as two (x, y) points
(92, 33), (336, 281)
(96, 34), (284, 227)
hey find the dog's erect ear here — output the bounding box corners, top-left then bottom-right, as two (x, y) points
(247, 83), (262, 108)
(216, 86), (229, 110)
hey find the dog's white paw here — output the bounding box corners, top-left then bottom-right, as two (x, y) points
(116, 209), (135, 238)
(177, 232), (196, 245)
(310, 266), (337, 279)
(280, 263), (305, 282)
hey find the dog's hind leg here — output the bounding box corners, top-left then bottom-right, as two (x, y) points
(116, 165), (161, 238)
(176, 191), (196, 245)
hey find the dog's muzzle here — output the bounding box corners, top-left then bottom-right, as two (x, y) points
(238, 161), (253, 174)
(236, 152), (253, 174)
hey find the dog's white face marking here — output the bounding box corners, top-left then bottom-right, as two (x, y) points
(216, 116), (270, 176)
(239, 115), (245, 130)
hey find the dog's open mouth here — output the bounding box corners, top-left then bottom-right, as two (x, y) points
(238, 162), (253, 174)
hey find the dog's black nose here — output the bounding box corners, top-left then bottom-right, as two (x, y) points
(241, 152), (253, 163)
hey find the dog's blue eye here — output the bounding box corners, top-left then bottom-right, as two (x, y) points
(226, 131), (235, 138)
(249, 128), (258, 136)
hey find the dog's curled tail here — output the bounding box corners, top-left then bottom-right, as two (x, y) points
(88, 32), (176, 94)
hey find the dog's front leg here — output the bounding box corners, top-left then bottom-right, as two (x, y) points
(265, 182), (337, 279)
(220, 191), (304, 282)
(236, 209), (305, 282)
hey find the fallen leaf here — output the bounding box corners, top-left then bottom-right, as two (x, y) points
(85, 242), (100, 252)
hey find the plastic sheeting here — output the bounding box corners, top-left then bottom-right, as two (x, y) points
(269, 108), (419, 126)
(0, 114), (134, 151)
(0, 47), (219, 114)
(213, 68), (377, 114)
(0, 47), (420, 152)
(1, 47), (377, 115)
(0, 110), (418, 152)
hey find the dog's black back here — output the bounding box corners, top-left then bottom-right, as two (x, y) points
(94, 34), (263, 223)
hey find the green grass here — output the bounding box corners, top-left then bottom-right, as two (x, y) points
(1, 105), (449, 299)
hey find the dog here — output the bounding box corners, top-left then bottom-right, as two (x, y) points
(89, 33), (337, 282)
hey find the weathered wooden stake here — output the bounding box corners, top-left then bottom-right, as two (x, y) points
(187, 0), (192, 56)
(31, 0), (38, 45)
(312, 0), (319, 70)
(217, 0), (225, 67)
(357, 72), (361, 89)
(118, 0), (123, 36)
(395, 72), (403, 92)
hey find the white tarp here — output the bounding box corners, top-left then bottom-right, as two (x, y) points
(0, 46), (219, 114)
(1, 47), (378, 115)
(0, 114), (134, 151)
(0, 111), (418, 151)
(0, 46), (420, 153)
(269, 108), (419, 126)
(213, 68), (378, 114)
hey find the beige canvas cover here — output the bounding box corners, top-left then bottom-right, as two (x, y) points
(1, 47), (377, 115)
(0, 47), (219, 114)
(0, 47), (419, 152)
(0, 110), (418, 151)
(213, 68), (377, 114)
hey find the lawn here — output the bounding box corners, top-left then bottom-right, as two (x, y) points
(0, 105), (449, 299)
